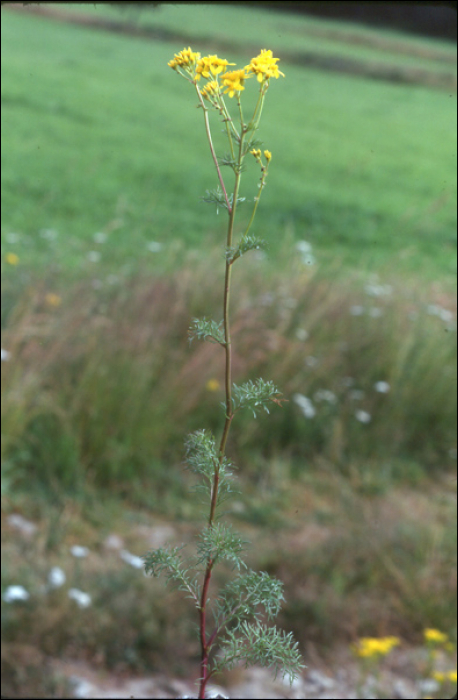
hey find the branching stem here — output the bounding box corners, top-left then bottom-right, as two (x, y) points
(197, 99), (247, 700)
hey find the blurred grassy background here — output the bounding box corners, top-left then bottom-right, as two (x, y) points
(1, 4), (456, 279)
(1, 4), (456, 697)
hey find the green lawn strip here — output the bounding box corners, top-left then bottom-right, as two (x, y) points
(27, 3), (456, 76)
(2, 11), (456, 284)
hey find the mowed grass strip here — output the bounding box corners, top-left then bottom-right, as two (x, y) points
(1, 8), (456, 282)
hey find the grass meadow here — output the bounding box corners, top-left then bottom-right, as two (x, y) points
(1, 4), (457, 698)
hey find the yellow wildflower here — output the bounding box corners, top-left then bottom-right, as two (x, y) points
(352, 636), (400, 659)
(206, 379), (220, 392)
(45, 293), (62, 307)
(250, 148), (261, 159)
(168, 47), (200, 74)
(424, 628), (449, 645)
(196, 55), (234, 80)
(448, 670), (457, 683)
(264, 150), (272, 161)
(201, 80), (220, 101)
(433, 671), (445, 683)
(246, 49), (285, 83)
(220, 68), (249, 98)
(6, 252), (19, 265)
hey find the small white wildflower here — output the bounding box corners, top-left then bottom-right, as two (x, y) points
(1, 348), (11, 361)
(305, 356), (319, 368)
(293, 394), (316, 418)
(5, 232), (20, 244)
(350, 305), (364, 316)
(104, 534), (124, 550)
(296, 240), (312, 254)
(439, 308), (453, 323)
(374, 381), (390, 393)
(355, 410), (371, 423)
(295, 328), (309, 341)
(364, 284), (392, 297)
(120, 550), (144, 569)
(68, 588), (92, 608)
(87, 251), (101, 263)
(314, 389), (337, 404)
(48, 566), (66, 588)
(418, 679), (440, 695)
(7, 514), (37, 536)
(295, 240), (316, 264)
(93, 232), (107, 244)
(40, 228), (58, 240)
(146, 241), (162, 252)
(3, 585), (30, 603)
(427, 304), (440, 316)
(70, 545), (89, 558)
(303, 253), (316, 265)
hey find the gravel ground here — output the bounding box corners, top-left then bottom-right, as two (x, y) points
(53, 649), (452, 700)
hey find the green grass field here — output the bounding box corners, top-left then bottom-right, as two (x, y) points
(1, 5), (456, 282)
(1, 6), (456, 697)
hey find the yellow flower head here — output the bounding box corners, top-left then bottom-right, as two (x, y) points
(220, 68), (249, 98)
(168, 47), (201, 75)
(6, 252), (19, 265)
(201, 80), (220, 101)
(432, 671), (445, 683)
(45, 293), (62, 307)
(250, 148), (262, 159)
(352, 636), (400, 659)
(424, 628), (449, 645)
(246, 49), (285, 83)
(196, 55), (235, 80)
(206, 378), (220, 392)
(264, 150), (272, 162)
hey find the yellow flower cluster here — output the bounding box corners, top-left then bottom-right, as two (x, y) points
(432, 670), (457, 684)
(168, 47), (284, 97)
(246, 49), (285, 83)
(197, 55), (235, 80)
(200, 80), (220, 101)
(424, 628), (449, 645)
(168, 46), (200, 73)
(220, 69), (248, 98)
(352, 636), (400, 659)
(250, 149), (272, 163)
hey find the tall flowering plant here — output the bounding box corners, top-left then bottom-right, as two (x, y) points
(144, 48), (303, 699)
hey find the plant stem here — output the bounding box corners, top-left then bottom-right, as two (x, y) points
(198, 114), (246, 700)
(195, 83), (232, 214)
